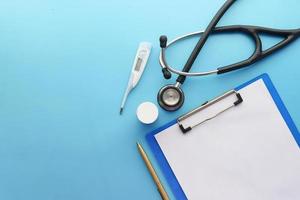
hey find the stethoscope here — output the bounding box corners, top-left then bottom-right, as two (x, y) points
(157, 0), (300, 111)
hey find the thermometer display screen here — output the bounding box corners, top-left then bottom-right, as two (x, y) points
(135, 57), (143, 71)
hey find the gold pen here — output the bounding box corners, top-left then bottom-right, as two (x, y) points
(137, 142), (170, 200)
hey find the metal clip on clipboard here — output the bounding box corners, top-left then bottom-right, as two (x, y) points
(177, 90), (243, 134)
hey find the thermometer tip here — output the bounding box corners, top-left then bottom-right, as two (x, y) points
(119, 108), (123, 115)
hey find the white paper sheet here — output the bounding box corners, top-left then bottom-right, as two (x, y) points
(155, 79), (300, 200)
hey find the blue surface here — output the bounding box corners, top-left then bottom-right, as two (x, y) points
(146, 74), (300, 200)
(0, 0), (300, 199)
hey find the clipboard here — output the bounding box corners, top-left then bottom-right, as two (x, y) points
(146, 74), (300, 200)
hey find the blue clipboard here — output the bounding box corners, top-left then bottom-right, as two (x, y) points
(146, 73), (300, 200)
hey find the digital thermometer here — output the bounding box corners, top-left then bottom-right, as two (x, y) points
(120, 42), (152, 114)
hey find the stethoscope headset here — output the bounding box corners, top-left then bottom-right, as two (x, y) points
(157, 0), (300, 111)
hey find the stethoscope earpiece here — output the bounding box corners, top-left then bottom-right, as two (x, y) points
(162, 68), (171, 79)
(160, 35), (172, 80)
(159, 35), (167, 48)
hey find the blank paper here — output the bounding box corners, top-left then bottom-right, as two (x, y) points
(155, 79), (300, 200)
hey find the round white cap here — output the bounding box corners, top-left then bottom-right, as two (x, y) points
(136, 102), (159, 124)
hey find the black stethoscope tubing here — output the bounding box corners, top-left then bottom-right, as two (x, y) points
(158, 0), (300, 111)
(160, 25), (300, 76)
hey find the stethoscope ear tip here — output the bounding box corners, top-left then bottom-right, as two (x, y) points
(162, 68), (172, 79)
(159, 35), (168, 48)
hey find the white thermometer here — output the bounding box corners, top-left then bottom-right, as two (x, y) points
(120, 42), (152, 114)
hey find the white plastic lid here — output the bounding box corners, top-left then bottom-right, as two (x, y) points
(136, 102), (159, 124)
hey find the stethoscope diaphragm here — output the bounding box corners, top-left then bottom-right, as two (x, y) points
(157, 84), (184, 111)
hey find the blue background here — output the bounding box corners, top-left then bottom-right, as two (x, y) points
(0, 0), (299, 199)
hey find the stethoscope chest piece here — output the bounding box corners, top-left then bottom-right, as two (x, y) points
(157, 84), (184, 111)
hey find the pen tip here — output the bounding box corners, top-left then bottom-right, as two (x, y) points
(119, 108), (123, 115)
